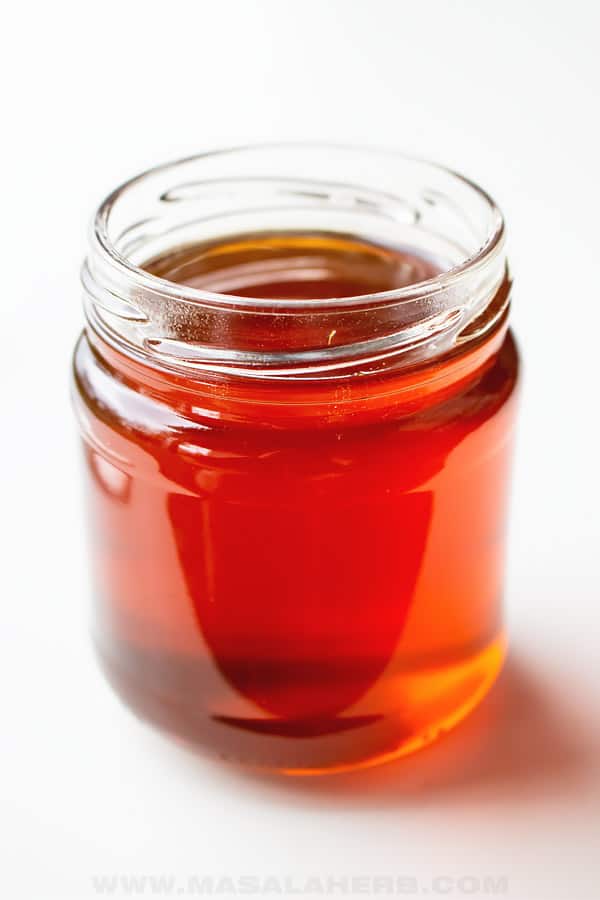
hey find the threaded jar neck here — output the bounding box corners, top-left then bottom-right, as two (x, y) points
(82, 144), (508, 382)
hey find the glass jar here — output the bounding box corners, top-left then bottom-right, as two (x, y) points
(73, 145), (519, 774)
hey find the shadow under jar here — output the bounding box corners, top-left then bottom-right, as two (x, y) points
(73, 145), (520, 774)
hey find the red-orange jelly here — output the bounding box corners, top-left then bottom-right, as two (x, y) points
(74, 232), (519, 773)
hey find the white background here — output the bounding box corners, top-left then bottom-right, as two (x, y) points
(2, 2), (599, 898)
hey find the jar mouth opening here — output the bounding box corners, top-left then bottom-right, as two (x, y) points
(83, 144), (509, 379)
(92, 143), (505, 311)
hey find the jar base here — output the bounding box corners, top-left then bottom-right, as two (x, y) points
(96, 633), (505, 776)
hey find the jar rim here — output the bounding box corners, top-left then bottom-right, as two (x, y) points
(91, 142), (505, 311)
(83, 143), (509, 379)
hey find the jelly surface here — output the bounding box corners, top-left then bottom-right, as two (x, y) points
(74, 233), (519, 772)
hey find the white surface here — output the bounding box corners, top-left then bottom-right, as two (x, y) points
(2, 2), (599, 898)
